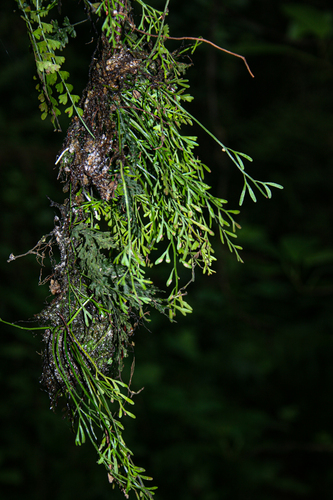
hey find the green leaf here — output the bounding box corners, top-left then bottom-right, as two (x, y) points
(239, 184), (246, 206)
(54, 55), (65, 66)
(36, 60), (60, 73)
(124, 410), (136, 419)
(263, 183), (272, 199)
(235, 152), (245, 171)
(56, 82), (64, 93)
(59, 70), (70, 80)
(32, 28), (42, 40)
(247, 184), (257, 203)
(46, 38), (61, 50)
(65, 105), (74, 117)
(155, 249), (168, 265)
(41, 22), (53, 34)
(236, 151), (253, 162)
(59, 93), (68, 105)
(46, 72), (57, 85)
(265, 182), (284, 190)
(166, 268), (174, 287)
(71, 94), (80, 104)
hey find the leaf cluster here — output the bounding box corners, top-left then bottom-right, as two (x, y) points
(16, 0), (83, 129)
(72, 223), (165, 318)
(44, 320), (156, 499)
(12, 1), (283, 498)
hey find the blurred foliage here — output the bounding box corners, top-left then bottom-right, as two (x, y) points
(1, 0), (333, 499)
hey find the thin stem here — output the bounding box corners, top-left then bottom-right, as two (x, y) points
(0, 318), (49, 331)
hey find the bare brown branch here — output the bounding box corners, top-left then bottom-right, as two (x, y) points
(135, 29), (255, 78)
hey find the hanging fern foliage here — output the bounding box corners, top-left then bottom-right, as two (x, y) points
(3, 0), (283, 498)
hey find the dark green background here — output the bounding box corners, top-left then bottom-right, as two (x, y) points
(1, 1), (333, 498)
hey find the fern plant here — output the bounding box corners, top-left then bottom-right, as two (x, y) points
(2, 0), (282, 498)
